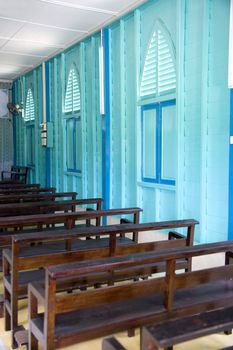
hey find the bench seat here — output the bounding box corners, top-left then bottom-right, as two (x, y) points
(142, 306), (233, 349)
(30, 279), (233, 348)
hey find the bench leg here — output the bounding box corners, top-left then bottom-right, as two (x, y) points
(128, 328), (135, 337)
(0, 296), (3, 317)
(29, 331), (38, 350)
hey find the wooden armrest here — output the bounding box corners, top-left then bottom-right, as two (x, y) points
(120, 219), (132, 238)
(28, 282), (45, 304)
(102, 337), (126, 350)
(169, 231), (185, 240)
(120, 218), (132, 224)
(2, 248), (12, 264)
(226, 251), (233, 264)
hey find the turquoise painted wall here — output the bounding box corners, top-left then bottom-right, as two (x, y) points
(13, 0), (231, 243)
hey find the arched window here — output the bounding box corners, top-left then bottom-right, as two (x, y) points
(140, 21), (176, 185)
(140, 22), (176, 99)
(64, 68), (81, 113)
(64, 66), (82, 173)
(25, 88), (35, 121)
(24, 88), (35, 166)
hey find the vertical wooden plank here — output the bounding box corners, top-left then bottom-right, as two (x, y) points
(120, 19), (126, 208)
(44, 272), (56, 350)
(164, 259), (176, 311)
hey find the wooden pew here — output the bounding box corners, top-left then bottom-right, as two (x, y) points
(141, 306), (233, 350)
(0, 187), (56, 195)
(0, 199), (79, 217)
(0, 191), (77, 204)
(0, 183), (40, 189)
(26, 240), (233, 350)
(0, 207), (141, 233)
(0, 207), (140, 266)
(3, 219), (197, 347)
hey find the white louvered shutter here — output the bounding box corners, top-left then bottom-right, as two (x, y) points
(158, 30), (176, 94)
(140, 25), (176, 99)
(25, 89), (35, 121)
(64, 68), (81, 113)
(140, 31), (157, 98)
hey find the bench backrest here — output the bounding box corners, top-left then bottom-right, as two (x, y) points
(45, 240), (233, 327)
(9, 219), (198, 271)
(0, 183), (40, 189)
(0, 187), (56, 195)
(0, 208), (142, 251)
(0, 198), (102, 217)
(0, 191), (77, 203)
(0, 199), (80, 217)
(0, 207), (141, 230)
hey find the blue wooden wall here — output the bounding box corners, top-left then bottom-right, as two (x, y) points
(12, 0), (231, 243)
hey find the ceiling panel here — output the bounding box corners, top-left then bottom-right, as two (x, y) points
(0, 39), (8, 49)
(0, 63), (23, 79)
(61, 0), (142, 12)
(0, 0), (145, 80)
(25, 2), (111, 31)
(0, 0), (47, 22)
(14, 23), (84, 46)
(0, 18), (24, 37)
(2, 40), (60, 57)
(0, 52), (41, 67)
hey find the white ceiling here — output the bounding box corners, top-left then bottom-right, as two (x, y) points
(0, 0), (146, 81)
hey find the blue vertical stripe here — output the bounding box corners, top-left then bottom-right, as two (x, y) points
(228, 89), (233, 240)
(12, 81), (17, 165)
(45, 62), (51, 187)
(102, 27), (110, 212)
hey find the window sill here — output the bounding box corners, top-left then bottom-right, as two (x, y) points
(64, 171), (82, 177)
(137, 181), (176, 191)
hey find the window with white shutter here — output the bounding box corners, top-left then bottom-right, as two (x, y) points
(140, 22), (176, 99)
(25, 88), (35, 122)
(64, 66), (82, 173)
(64, 68), (81, 113)
(140, 20), (176, 186)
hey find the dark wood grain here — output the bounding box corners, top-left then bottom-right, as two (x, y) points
(27, 239), (233, 350)
(141, 306), (233, 349)
(3, 218), (194, 347)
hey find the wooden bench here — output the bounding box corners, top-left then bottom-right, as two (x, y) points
(0, 207), (141, 233)
(0, 191), (77, 204)
(1, 166), (29, 184)
(0, 183), (40, 189)
(26, 240), (233, 350)
(0, 187), (56, 195)
(0, 197), (102, 217)
(3, 219), (198, 348)
(141, 307), (233, 350)
(0, 206), (140, 265)
(0, 199), (80, 217)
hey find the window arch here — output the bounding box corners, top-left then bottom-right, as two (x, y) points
(25, 88), (35, 121)
(140, 21), (176, 185)
(140, 20), (176, 99)
(64, 65), (82, 173)
(64, 67), (81, 113)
